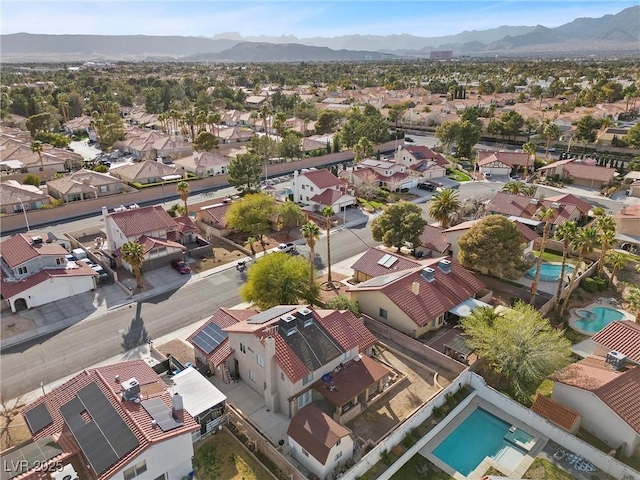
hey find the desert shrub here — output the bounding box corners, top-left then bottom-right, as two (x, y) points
(580, 277), (598, 292)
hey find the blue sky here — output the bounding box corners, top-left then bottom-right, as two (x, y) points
(2, 1), (635, 37)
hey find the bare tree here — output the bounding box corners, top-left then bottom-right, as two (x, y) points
(0, 390), (26, 449)
(355, 169), (379, 200)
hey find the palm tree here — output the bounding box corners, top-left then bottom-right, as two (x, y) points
(121, 241), (145, 291)
(30, 140), (44, 169)
(624, 286), (640, 322)
(428, 188), (461, 229)
(559, 227), (600, 316)
(301, 221), (321, 288)
(321, 206), (335, 286)
(553, 220), (578, 310)
(176, 181), (190, 214)
(522, 141), (536, 179)
(543, 121), (561, 159)
(595, 215), (616, 276)
(606, 251), (628, 282)
(530, 206), (554, 305)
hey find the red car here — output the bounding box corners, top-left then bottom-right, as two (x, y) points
(171, 260), (191, 274)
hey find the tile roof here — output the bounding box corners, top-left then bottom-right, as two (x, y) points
(544, 193), (591, 214)
(309, 189), (352, 207)
(299, 169), (343, 189)
(401, 145), (448, 166)
(419, 225), (450, 253)
(110, 160), (179, 182)
(0, 234), (68, 269)
(615, 204), (640, 220)
(562, 163), (616, 182)
(136, 235), (186, 254)
(487, 192), (584, 226)
(314, 309), (377, 353)
(1, 263), (98, 298)
(477, 151), (530, 168)
(550, 357), (620, 391)
(531, 394), (581, 431)
(173, 215), (201, 235)
(199, 203), (232, 229)
(594, 367), (640, 433)
(21, 360), (198, 480)
(591, 320), (640, 363)
(273, 332), (311, 383)
(108, 204), (176, 238)
(287, 404), (350, 464)
(46, 169), (123, 195)
(513, 220), (540, 243)
(0, 180), (48, 205)
(351, 247), (421, 278)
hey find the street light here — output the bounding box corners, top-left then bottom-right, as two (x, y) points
(17, 198), (30, 232)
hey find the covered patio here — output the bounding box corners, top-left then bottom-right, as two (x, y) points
(447, 298), (492, 319)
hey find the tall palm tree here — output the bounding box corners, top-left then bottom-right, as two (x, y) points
(176, 181), (190, 215)
(595, 215), (616, 276)
(543, 121), (560, 159)
(301, 221), (321, 288)
(30, 140), (44, 169)
(624, 286), (640, 322)
(522, 141), (536, 179)
(553, 220), (578, 310)
(321, 206), (335, 286)
(606, 251), (628, 283)
(121, 241), (145, 291)
(530, 206), (554, 305)
(559, 227), (599, 316)
(428, 188), (461, 229)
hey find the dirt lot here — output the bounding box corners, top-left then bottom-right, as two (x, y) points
(156, 339), (195, 367)
(0, 314), (36, 343)
(347, 346), (443, 443)
(189, 238), (246, 274)
(1, 400), (31, 451)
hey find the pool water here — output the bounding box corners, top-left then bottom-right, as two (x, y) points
(575, 307), (625, 333)
(432, 408), (526, 476)
(526, 263), (574, 282)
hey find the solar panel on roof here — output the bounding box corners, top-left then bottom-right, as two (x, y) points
(24, 403), (53, 434)
(247, 305), (294, 324)
(360, 270), (411, 287)
(192, 322), (228, 354)
(377, 254), (398, 268)
(141, 397), (183, 432)
(1, 436), (63, 480)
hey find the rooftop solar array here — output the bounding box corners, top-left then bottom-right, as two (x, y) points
(377, 254), (398, 268)
(191, 322), (228, 354)
(60, 382), (139, 476)
(413, 151), (425, 159)
(23, 402), (53, 434)
(247, 305), (294, 324)
(359, 269), (412, 287)
(0, 436), (63, 480)
(142, 397), (183, 432)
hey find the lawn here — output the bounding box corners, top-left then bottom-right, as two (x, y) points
(523, 458), (575, 480)
(531, 379), (554, 403)
(193, 429), (274, 480)
(358, 198), (386, 210)
(535, 250), (575, 265)
(448, 169), (472, 182)
(390, 455), (454, 480)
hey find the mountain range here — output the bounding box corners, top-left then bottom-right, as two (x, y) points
(2, 6), (638, 63)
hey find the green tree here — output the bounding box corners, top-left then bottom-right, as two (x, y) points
(530, 206), (554, 305)
(559, 227), (599, 316)
(371, 202), (427, 253)
(522, 141), (536, 176)
(458, 215), (528, 279)
(325, 295), (360, 316)
(192, 131), (219, 152)
(176, 180), (190, 214)
(240, 253), (318, 309)
(277, 201), (304, 237)
(26, 112), (56, 137)
(623, 286), (640, 322)
(91, 103), (124, 152)
(225, 193), (275, 254)
(30, 141), (44, 169)
(500, 111), (524, 141)
(605, 251), (628, 283)
(502, 182), (536, 197)
(574, 114), (601, 149)
(435, 121), (459, 152)
(543, 121), (561, 158)
(461, 303), (571, 403)
(428, 188), (461, 229)
(279, 131), (302, 161)
(595, 215), (616, 276)
(22, 174), (41, 186)
(321, 206), (335, 286)
(624, 123), (640, 149)
(315, 110), (340, 135)
(227, 153), (263, 195)
(121, 241), (145, 291)
(248, 135), (277, 173)
(353, 136), (373, 162)
(553, 220), (578, 310)
(301, 220), (321, 287)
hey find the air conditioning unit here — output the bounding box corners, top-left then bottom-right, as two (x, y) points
(606, 351), (627, 370)
(52, 464), (79, 480)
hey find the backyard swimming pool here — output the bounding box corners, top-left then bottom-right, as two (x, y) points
(526, 263), (574, 282)
(432, 408), (527, 476)
(575, 307), (625, 333)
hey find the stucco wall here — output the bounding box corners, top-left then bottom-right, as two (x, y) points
(9, 273), (96, 312)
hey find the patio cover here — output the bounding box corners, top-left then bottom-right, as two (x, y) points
(443, 334), (474, 358)
(448, 298), (492, 317)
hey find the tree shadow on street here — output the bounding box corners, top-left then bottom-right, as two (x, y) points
(121, 302), (150, 352)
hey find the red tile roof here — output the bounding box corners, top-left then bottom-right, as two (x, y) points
(300, 169), (343, 189)
(310, 189), (351, 206)
(513, 220), (540, 243)
(351, 247), (421, 278)
(401, 145), (448, 167)
(315, 309), (377, 353)
(187, 308), (256, 362)
(1, 263), (98, 298)
(477, 151), (530, 168)
(21, 360), (198, 480)
(487, 192), (584, 226)
(550, 357), (620, 391)
(200, 203), (232, 229)
(273, 332), (311, 383)
(615, 204), (640, 220)
(137, 235), (186, 254)
(173, 215), (201, 234)
(562, 163), (616, 183)
(287, 404), (350, 464)
(0, 234), (68, 268)
(108, 205), (176, 238)
(486, 192), (533, 216)
(544, 193), (591, 215)
(595, 367), (640, 433)
(531, 394), (581, 431)
(419, 225), (450, 253)
(591, 321), (640, 363)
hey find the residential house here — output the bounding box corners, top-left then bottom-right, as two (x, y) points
(245, 95), (267, 109)
(348, 257), (489, 338)
(115, 127), (192, 160)
(0, 132), (81, 173)
(190, 305), (378, 418)
(395, 145), (448, 180)
(530, 394), (582, 434)
(173, 151), (230, 177)
(287, 405), (354, 480)
(172, 215), (201, 245)
(591, 320), (640, 365)
(628, 180), (640, 199)
(285, 117), (316, 136)
(550, 357), (640, 457)
(63, 115), (94, 136)
(195, 202), (232, 238)
(415, 225), (451, 258)
(46, 169), (129, 202)
(110, 160), (182, 186)
(0, 234), (97, 312)
(0, 180), (50, 214)
(217, 126), (255, 144)
(17, 360), (198, 480)
(351, 247), (421, 282)
(614, 205), (640, 253)
(101, 204), (186, 271)
(291, 169), (356, 214)
(476, 151), (531, 176)
(221, 109), (252, 127)
(358, 158), (418, 189)
(597, 127), (630, 146)
(538, 158), (616, 189)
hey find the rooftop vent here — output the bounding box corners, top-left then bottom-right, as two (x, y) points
(438, 259), (452, 274)
(121, 378), (140, 401)
(606, 350), (627, 370)
(411, 281), (420, 295)
(278, 314), (297, 337)
(421, 267), (436, 283)
(529, 199), (539, 205)
(31, 236), (43, 245)
(295, 307), (314, 327)
(551, 202), (561, 209)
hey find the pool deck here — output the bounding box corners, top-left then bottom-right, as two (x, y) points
(568, 297), (634, 336)
(419, 396), (547, 479)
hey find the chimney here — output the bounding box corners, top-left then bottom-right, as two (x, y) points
(278, 314), (297, 336)
(411, 281), (420, 295)
(421, 267), (436, 283)
(438, 259), (452, 274)
(295, 307), (314, 328)
(172, 393), (184, 413)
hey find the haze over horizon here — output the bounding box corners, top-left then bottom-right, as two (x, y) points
(2, 1), (636, 39)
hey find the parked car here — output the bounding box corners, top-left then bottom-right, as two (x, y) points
(417, 183), (435, 191)
(276, 242), (296, 253)
(405, 137), (414, 143)
(171, 260), (191, 274)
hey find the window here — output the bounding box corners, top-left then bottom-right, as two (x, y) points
(17, 267), (27, 275)
(299, 195), (303, 201)
(303, 372), (313, 385)
(281, 372), (285, 381)
(301, 185), (305, 190)
(56, 257), (65, 265)
(336, 438), (341, 446)
(100, 185), (109, 193)
(305, 196), (309, 201)
(297, 390), (312, 409)
(240, 343), (246, 354)
(153, 475), (166, 480)
(342, 350), (351, 361)
(256, 354), (264, 367)
(335, 451), (343, 461)
(379, 308), (388, 319)
(123, 460), (147, 480)
(249, 370), (256, 382)
(309, 186), (314, 192)
(302, 448), (309, 457)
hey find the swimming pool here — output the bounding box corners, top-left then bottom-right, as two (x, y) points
(432, 408), (527, 476)
(526, 263), (574, 282)
(575, 307), (625, 333)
